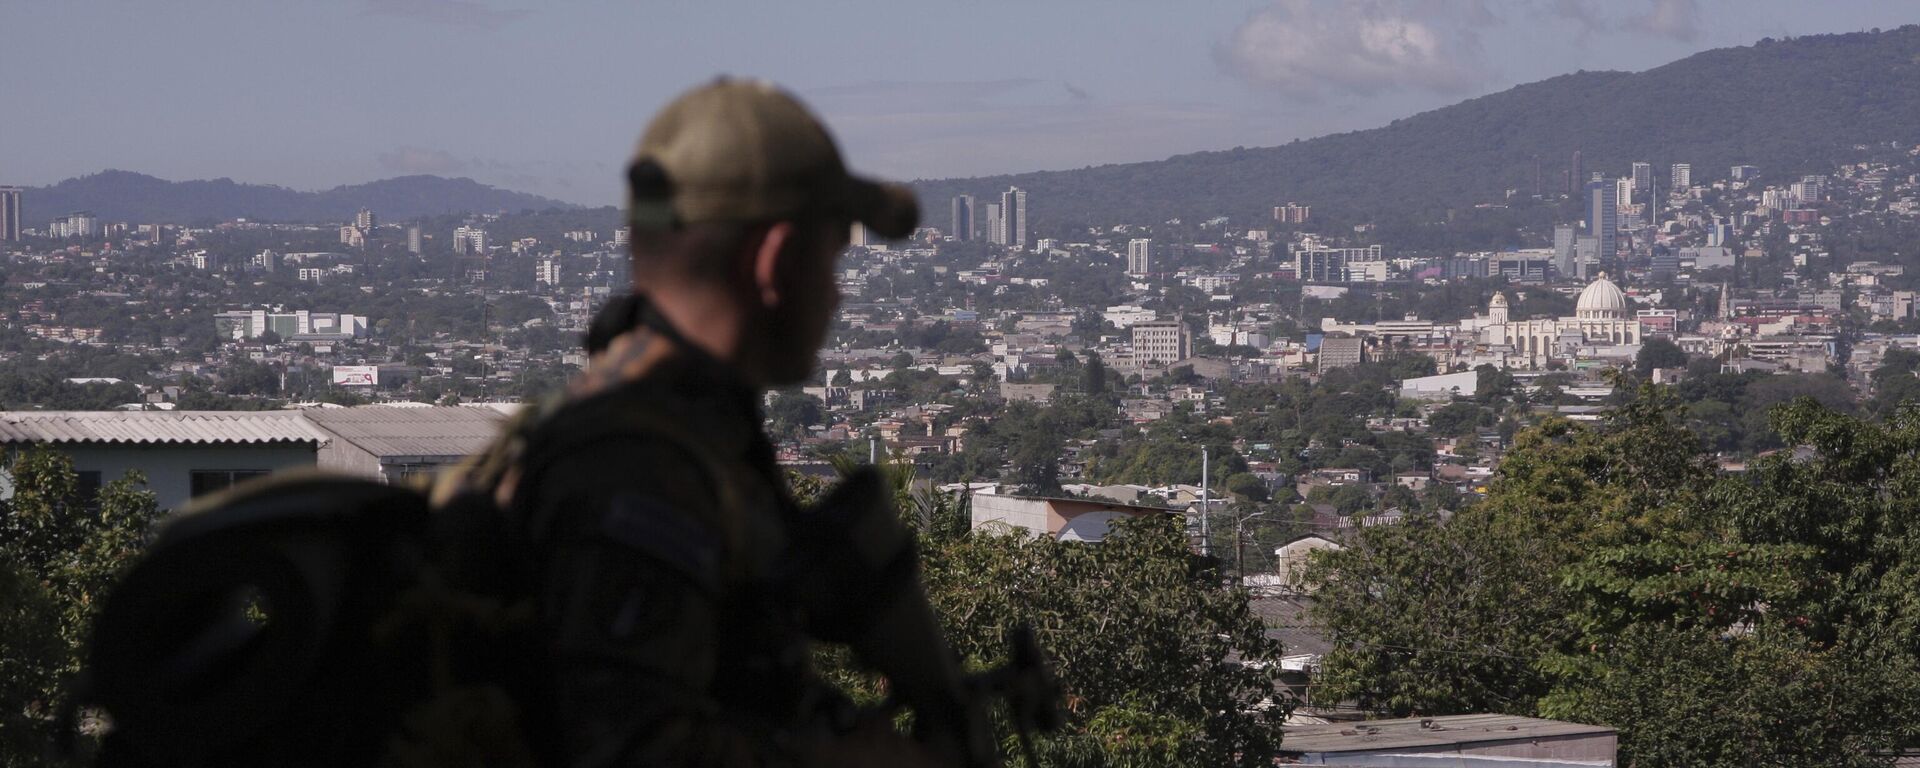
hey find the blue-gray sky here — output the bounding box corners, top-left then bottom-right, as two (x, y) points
(2, 0), (1916, 205)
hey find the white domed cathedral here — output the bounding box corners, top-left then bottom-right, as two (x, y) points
(1478, 274), (1642, 369)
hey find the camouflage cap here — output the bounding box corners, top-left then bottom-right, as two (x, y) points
(627, 78), (919, 239)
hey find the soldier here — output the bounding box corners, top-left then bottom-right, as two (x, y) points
(498, 79), (979, 767)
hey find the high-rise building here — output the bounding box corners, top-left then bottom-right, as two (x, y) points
(1670, 163), (1691, 190)
(1293, 244), (1383, 283)
(1586, 180), (1618, 266)
(454, 225), (487, 255)
(1553, 225), (1577, 278)
(950, 195), (974, 241)
(406, 225), (422, 255)
(1631, 162), (1652, 194)
(355, 208), (376, 230)
(1000, 187), (1027, 250)
(1793, 175), (1826, 205)
(0, 187), (20, 242)
(1616, 178), (1634, 210)
(536, 258), (561, 286)
(1568, 150), (1583, 196)
(339, 225), (364, 248)
(1730, 165), (1760, 182)
(984, 203), (1004, 245)
(1127, 239), (1153, 276)
(1273, 202), (1311, 224)
(849, 222), (875, 248)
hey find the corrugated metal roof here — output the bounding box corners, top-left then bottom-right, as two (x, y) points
(0, 411), (331, 446)
(1282, 714), (1615, 754)
(301, 406), (507, 459)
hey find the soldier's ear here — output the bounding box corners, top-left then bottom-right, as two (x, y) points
(752, 221), (797, 308)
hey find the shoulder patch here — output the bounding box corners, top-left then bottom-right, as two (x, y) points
(599, 492), (722, 594)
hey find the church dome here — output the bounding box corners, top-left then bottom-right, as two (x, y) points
(1489, 293), (1509, 307)
(1576, 275), (1628, 319)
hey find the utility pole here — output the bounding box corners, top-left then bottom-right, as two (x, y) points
(1200, 445), (1211, 558)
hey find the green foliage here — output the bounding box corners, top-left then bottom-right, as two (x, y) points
(1634, 337), (1688, 378)
(0, 447), (160, 764)
(926, 516), (1285, 767)
(1310, 389), (1920, 764)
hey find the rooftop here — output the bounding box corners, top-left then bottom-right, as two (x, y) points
(1281, 714), (1615, 755)
(0, 410), (329, 446)
(300, 405), (511, 459)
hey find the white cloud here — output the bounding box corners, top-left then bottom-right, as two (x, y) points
(1627, 0), (1702, 42)
(1218, 0), (1492, 99)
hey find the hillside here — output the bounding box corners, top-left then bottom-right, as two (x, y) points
(18, 171), (574, 225)
(915, 26), (1920, 230)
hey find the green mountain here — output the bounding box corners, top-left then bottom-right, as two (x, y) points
(18, 170), (574, 226)
(915, 26), (1920, 230)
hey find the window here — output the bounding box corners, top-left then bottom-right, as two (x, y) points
(190, 469), (270, 498)
(74, 471), (102, 510)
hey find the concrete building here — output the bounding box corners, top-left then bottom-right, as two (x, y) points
(1317, 336), (1365, 373)
(1552, 225), (1577, 278)
(0, 186), (20, 242)
(970, 493), (1172, 543)
(1131, 320), (1190, 364)
(0, 407), (514, 513)
(950, 195), (973, 241)
(1478, 275), (1644, 369)
(1670, 163), (1691, 190)
(1127, 238), (1153, 275)
(1274, 202), (1311, 224)
(304, 406), (510, 485)
(407, 225), (423, 255)
(1294, 244), (1383, 283)
(0, 411), (328, 512)
(1586, 180), (1617, 264)
(1000, 186), (1028, 251)
(1631, 161), (1652, 194)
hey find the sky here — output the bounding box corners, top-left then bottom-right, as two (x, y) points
(3, 0), (1917, 206)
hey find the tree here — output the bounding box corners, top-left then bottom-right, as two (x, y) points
(1224, 472), (1269, 503)
(0, 447), (160, 763)
(1634, 336), (1688, 378)
(767, 391), (824, 440)
(1309, 390), (1920, 765)
(1082, 351), (1109, 396)
(923, 515), (1286, 766)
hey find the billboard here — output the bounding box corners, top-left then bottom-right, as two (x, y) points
(332, 365), (379, 387)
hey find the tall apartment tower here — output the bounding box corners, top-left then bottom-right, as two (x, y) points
(0, 187), (20, 242)
(984, 203), (1004, 245)
(1631, 162), (1652, 194)
(950, 195), (974, 241)
(1553, 225), (1577, 278)
(1586, 179), (1618, 265)
(1000, 186), (1027, 251)
(1670, 163), (1691, 190)
(1127, 238), (1153, 276)
(355, 208), (376, 230)
(1567, 150), (1583, 196)
(406, 225), (423, 255)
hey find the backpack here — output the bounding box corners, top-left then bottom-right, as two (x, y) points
(75, 399), (608, 768)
